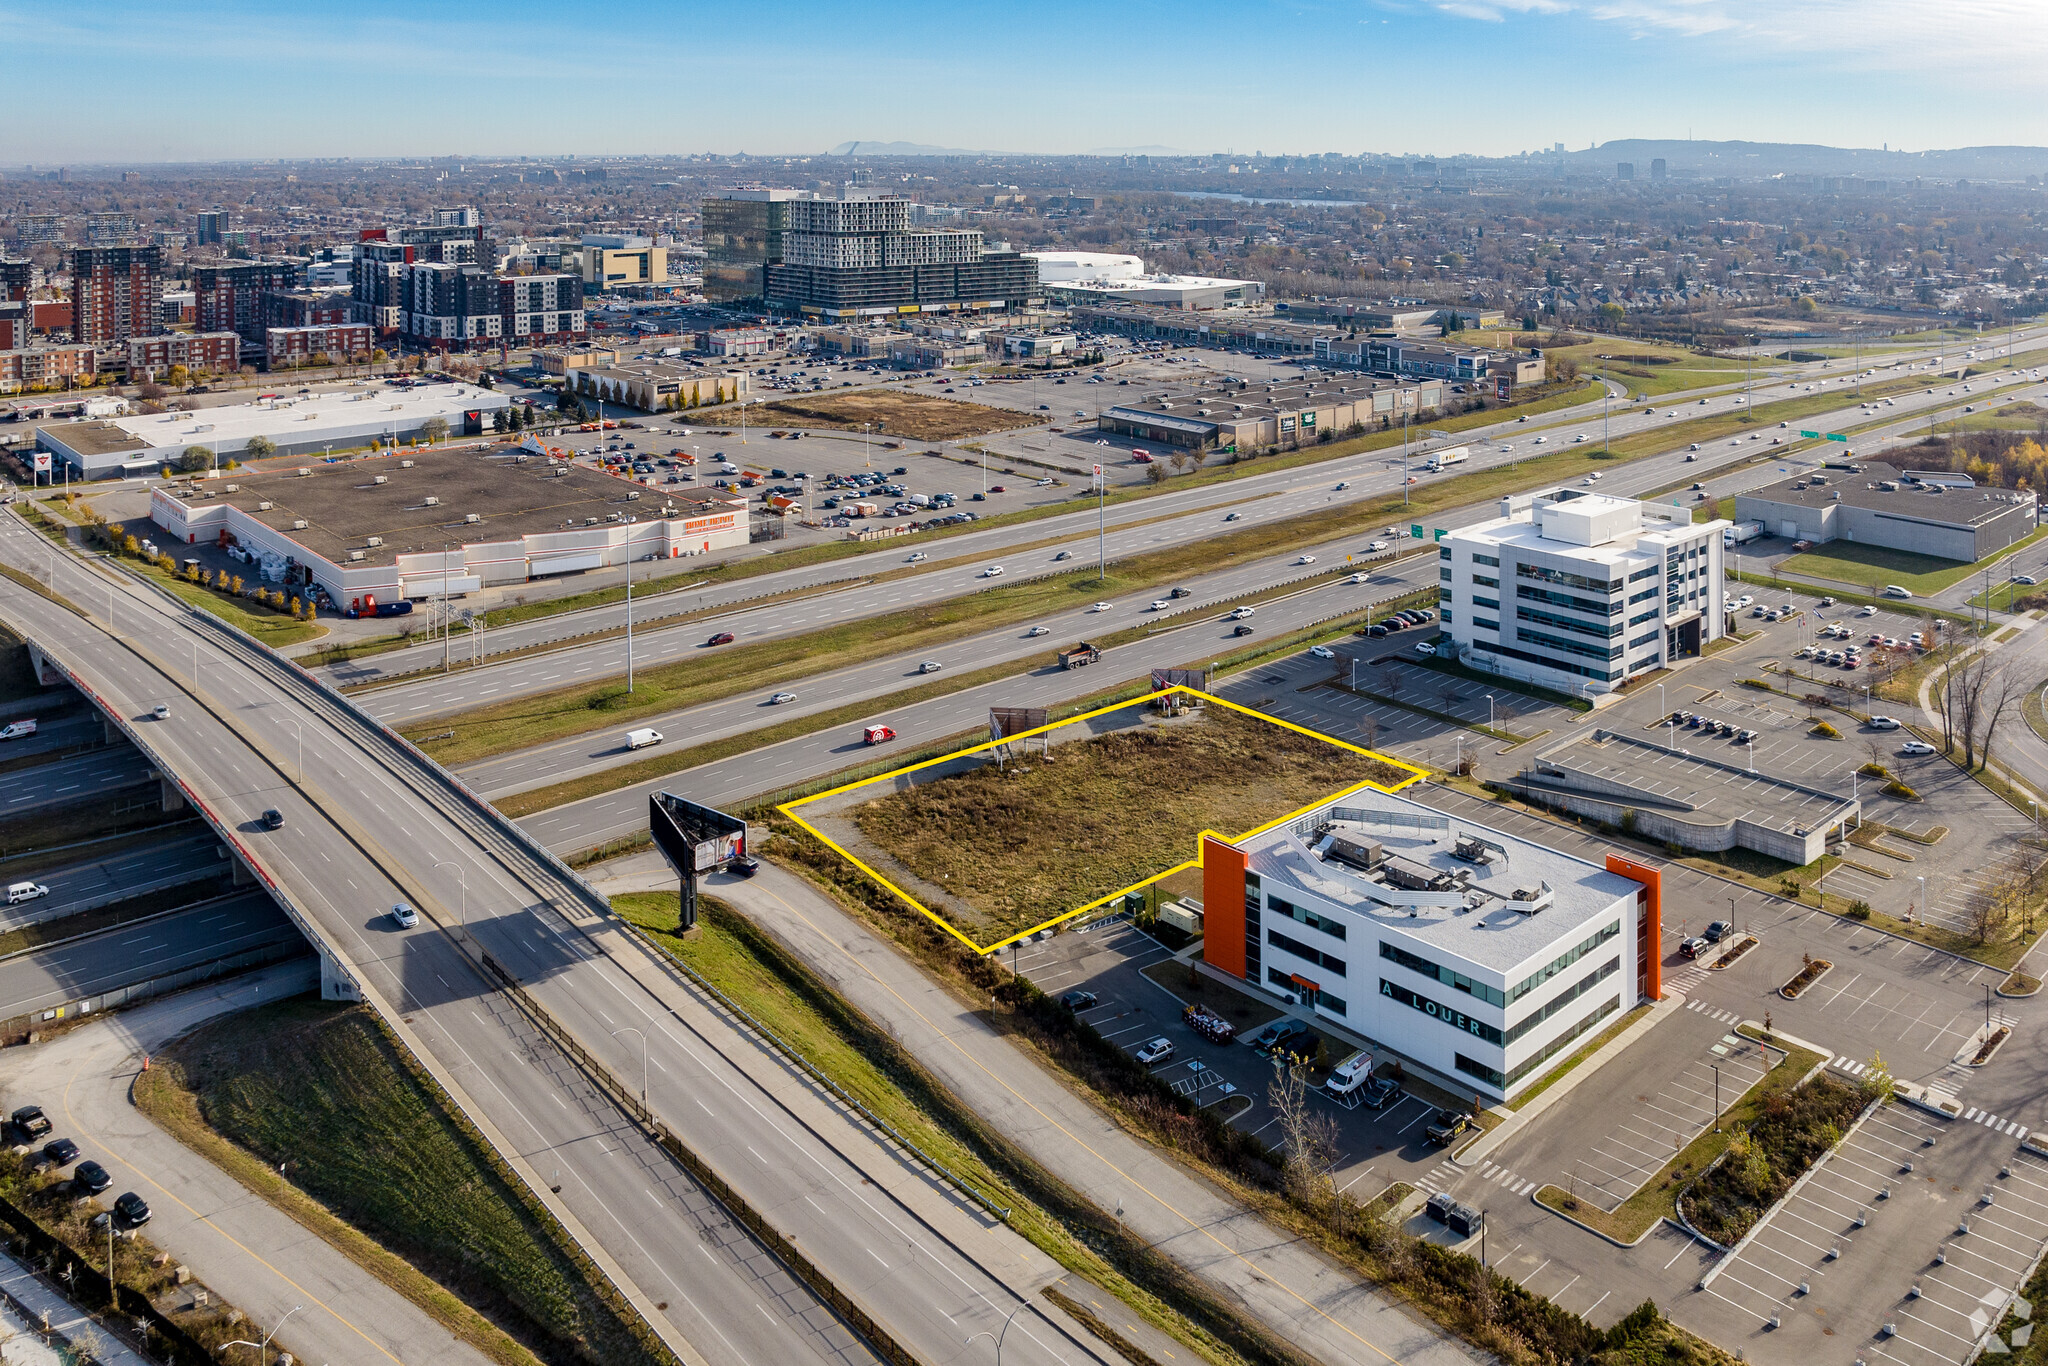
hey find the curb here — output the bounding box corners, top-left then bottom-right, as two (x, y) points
(1699, 1093), (1883, 1290)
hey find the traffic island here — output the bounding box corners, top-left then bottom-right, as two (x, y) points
(1778, 955), (1834, 998)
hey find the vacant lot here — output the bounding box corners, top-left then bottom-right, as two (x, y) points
(1777, 525), (2048, 595)
(851, 703), (1403, 937)
(153, 999), (667, 1366)
(755, 390), (1038, 441)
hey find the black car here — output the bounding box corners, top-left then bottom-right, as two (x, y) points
(1424, 1111), (1475, 1146)
(1704, 920), (1733, 943)
(73, 1160), (111, 1195)
(113, 1191), (151, 1226)
(892, 466), (908, 475)
(42, 1138), (78, 1167)
(1232, 624), (1254, 637)
(260, 808), (285, 830)
(1366, 624), (1389, 638)
(1058, 990), (1098, 1012)
(728, 855), (761, 878)
(11, 1105), (50, 1140)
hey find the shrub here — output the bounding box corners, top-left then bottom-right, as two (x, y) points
(1885, 779), (1919, 800)
(1810, 720), (1840, 738)
(1859, 761), (1891, 778)
(1680, 1074), (1872, 1244)
(1845, 901), (1872, 920)
(1741, 677), (1774, 690)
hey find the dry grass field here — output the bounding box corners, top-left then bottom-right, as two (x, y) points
(755, 389), (1039, 441)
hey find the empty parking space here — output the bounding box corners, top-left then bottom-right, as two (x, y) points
(1566, 1034), (1772, 1213)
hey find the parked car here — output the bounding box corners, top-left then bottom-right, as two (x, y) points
(42, 1138), (78, 1167)
(1679, 936), (1710, 959)
(1059, 991), (1098, 1012)
(113, 1191), (151, 1226)
(1900, 740), (1938, 756)
(1249, 1019), (1306, 1052)
(1309, 645), (1336, 660)
(1414, 641), (1437, 657)
(1134, 1037), (1176, 1065)
(73, 1161), (111, 1196)
(10, 1106), (50, 1140)
(1424, 1111), (1475, 1146)
(1361, 1074), (1401, 1109)
(1704, 920), (1733, 943)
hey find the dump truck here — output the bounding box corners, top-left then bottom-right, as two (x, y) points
(1058, 642), (1102, 669)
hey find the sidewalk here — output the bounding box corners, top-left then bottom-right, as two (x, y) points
(0, 1250), (146, 1365)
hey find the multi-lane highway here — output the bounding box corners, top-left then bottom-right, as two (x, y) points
(0, 892), (299, 1019)
(0, 829), (228, 932)
(0, 515), (1135, 1366)
(0, 747), (155, 814)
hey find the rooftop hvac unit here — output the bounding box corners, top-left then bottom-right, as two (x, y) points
(463, 513), (481, 523)
(365, 536), (382, 547)
(552, 467), (570, 477)
(296, 467), (312, 477)
(224, 483), (239, 492)
(348, 550), (365, 562)
(372, 475), (388, 485)
(399, 459), (414, 468)
(626, 491), (641, 500)
(423, 496), (440, 506)
(256, 501), (273, 511)
(292, 519), (309, 530)
(585, 516), (600, 525)
(1321, 833), (1384, 872)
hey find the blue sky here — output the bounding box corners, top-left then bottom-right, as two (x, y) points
(5, 1), (2043, 163)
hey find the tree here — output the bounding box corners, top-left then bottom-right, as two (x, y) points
(178, 445), (212, 473)
(419, 416), (450, 444)
(243, 434), (277, 460)
(1145, 462), (1167, 484)
(1268, 1062), (1339, 1210)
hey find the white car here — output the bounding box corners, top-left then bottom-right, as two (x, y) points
(1090, 601), (1114, 613)
(1859, 605), (1880, 617)
(1572, 433), (1588, 443)
(1229, 606), (1256, 620)
(1900, 740), (1938, 757)
(1310, 645), (1336, 660)
(1134, 1037), (1176, 1065)
(1367, 540), (1388, 552)
(1414, 641), (1437, 657)
(1335, 481), (1349, 491)
(2014, 574), (2039, 586)
(1296, 554), (1316, 565)
(770, 692), (797, 705)
(1532, 436), (1546, 444)
(1149, 599), (1171, 611)
(1026, 625), (1050, 636)
(1346, 572), (1368, 584)
(981, 565), (1004, 577)
(390, 903), (419, 929)
(918, 660), (943, 674)
(907, 551), (927, 562)
(1869, 716), (1902, 730)
(1735, 595), (1753, 607)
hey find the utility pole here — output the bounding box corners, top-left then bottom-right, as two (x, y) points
(626, 530), (636, 692)
(1095, 463), (1106, 583)
(441, 543), (452, 673)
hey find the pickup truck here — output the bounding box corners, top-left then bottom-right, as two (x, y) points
(1425, 1111), (1476, 1146)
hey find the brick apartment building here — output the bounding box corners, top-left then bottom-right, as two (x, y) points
(0, 301), (27, 351)
(71, 246), (162, 344)
(0, 259), (31, 304)
(266, 323), (376, 368)
(0, 344), (95, 393)
(192, 261), (304, 342)
(261, 289), (354, 330)
(127, 331), (242, 378)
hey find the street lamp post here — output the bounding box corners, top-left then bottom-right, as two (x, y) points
(1713, 1063), (1722, 1132)
(611, 1026), (649, 1109)
(966, 1303), (1028, 1365)
(221, 1304), (302, 1366)
(284, 717), (303, 785)
(432, 859), (468, 931)
(625, 532), (635, 694)
(1485, 694), (1495, 730)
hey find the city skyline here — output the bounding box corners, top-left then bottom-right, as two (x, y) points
(5, 0), (2046, 164)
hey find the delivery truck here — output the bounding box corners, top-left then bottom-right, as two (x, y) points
(1425, 445), (1469, 472)
(1723, 520), (1766, 547)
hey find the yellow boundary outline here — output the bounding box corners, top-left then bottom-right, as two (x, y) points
(777, 685), (1427, 955)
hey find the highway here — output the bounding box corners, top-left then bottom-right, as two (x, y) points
(0, 746), (155, 814)
(0, 891), (298, 1019)
(342, 348), (2046, 735)
(0, 829), (227, 933)
(0, 517), (1122, 1366)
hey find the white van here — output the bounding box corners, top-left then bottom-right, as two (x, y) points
(1882, 585), (1914, 599)
(7, 882), (49, 906)
(0, 720), (35, 741)
(1324, 1054), (1375, 1098)
(624, 728), (664, 750)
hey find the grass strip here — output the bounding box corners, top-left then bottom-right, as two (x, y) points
(122, 556), (325, 647)
(618, 892), (1281, 1366)
(143, 997), (675, 1366)
(1505, 1003), (1653, 1112)
(1533, 1042), (1828, 1242)
(1042, 1286), (1163, 1366)
(1776, 524), (2048, 597)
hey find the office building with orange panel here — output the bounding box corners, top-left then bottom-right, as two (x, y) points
(1199, 786), (1651, 1103)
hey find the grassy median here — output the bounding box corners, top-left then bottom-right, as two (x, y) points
(140, 998), (671, 1366)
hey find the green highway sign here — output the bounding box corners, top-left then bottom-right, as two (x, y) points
(1798, 430), (1851, 441)
(1435, 528), (1449, 541)
(1827, 433), (1849, 442)
(1411, 524), (1424, 538)
(1799, 430), (1820, 438)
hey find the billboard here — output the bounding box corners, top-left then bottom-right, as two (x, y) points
(31, 454), (50, 473)
(989, 707), (1048, 742)
(651, 792), (747, 874)
(1151, 668), (1204, 692)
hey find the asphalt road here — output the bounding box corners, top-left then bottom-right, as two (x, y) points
(0, 960), (500, 1366)
(0, 520), (1116, 1366)
(0, 892), (297, 1020)
(0, 748), (155, 815)
(0, 830), (228, 933)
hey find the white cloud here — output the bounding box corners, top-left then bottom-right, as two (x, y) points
(1423, 0), (2048, 70)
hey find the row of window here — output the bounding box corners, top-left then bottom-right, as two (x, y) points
(1629, 608), (1659, 628)
(1474, 553), (1500, 567)
(1267, 967), (1347, 1016)
(1516, 626), (1624, 662)
(1503, 956), (1619, 1045)
(1517, 584), (1619, 617)
(1380, 941), (1506, 1006)
(1517, 607), (1621, 641)
(1268, 895), (1346, 940)
(1487, 641), (1623, 682)
(1474, 595), (1499, 612)
(1629, 586), (1659, 606)
(1629, 565), (1659, 583)
(1473, 573), (1499, 589)
(1457, 996), (1620, 1090)
(1518, 562), (1621, 595)
(1380, 978), (1500, 1043)
(1508, 921), (1619, 1002)
(1629, 629), (1663, 650)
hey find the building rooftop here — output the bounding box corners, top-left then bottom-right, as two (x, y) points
(158, 444), (744, 567)
(1104, 374), (1422, 425)
(1239, 784), (1639, 976)
(1525, 730), (1859, 841)
(1742, 460), (2035, 529)
(1457, 489), (1721, 564)
(41, 384), (503, 457)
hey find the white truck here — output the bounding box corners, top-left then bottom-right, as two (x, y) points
(1425, 445), (1469, 472)
(1723, 520), (1766, 547)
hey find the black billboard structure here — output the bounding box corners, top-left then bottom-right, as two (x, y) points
(649, 792), (748, 932)
(988, 706), (1049, 762)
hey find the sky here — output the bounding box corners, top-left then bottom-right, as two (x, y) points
(5, 0), (2048, 164)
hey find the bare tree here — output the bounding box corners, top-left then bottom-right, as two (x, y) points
(1360, 715), (1383, 751)
(1269, 1063), (1340, 1210)
(1940, 649), (2022, 771)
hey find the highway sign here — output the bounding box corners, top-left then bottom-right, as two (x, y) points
(1798, 431), (1851, 442)
(1411, 524), (1423, 538)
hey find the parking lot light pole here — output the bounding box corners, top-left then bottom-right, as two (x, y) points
(432, 859), (468, 931)
(1713, 1064), (1722, 1131)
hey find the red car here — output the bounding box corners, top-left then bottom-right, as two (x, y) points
(989, 484), (1007, 493)
(706, 632), (735, 646)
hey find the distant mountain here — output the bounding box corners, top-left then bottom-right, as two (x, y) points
(1087, 144), (1207, 156)
(826, 140), (991, 157)
(1571, 139), (2048, 179)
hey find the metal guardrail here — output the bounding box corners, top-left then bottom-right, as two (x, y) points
(616, 918), (1012, 1223)
(476, 951), (927, 1366)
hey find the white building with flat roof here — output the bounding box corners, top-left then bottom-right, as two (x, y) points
(1440, 490), (1729, 696)
(1024, 250), (1262, 310)
(1199, 784), (1659, 1103)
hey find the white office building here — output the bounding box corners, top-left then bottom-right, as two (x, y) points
(1440, 490), (1728, 695)
(1201, 784), (1659, 1103)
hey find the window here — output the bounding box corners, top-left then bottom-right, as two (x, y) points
(1442, 609), (1454, 624)
(1507, 922), (1619, 1002)
(1629, 608), (1659, 627)
(1473, 573), (1498, 589)
(1503, 957), (1619, 1043)
(1629, 586), (1658, 605)
(1474, 596), (1499, 611)
(1518, 563), (1620, 594)
(1629, 629), (1662, 649)
(1267, 896), (1345, 940)
(1628, 566), (1659, 583)
(1439, 546), (1452, 560)
(1269, 928), (1346, 975)
(1381, 979), (1503, 1044)
(1518, 584), (1621, 617)
(1457, 995), (1621, 1089)
(1380, 942), (1505, 1006)
(1517, 607), (1621, 640)
(1474, 617), (1500, 632)
(1474, 553), (1499, 567)
(1440, 567), (1452, 582)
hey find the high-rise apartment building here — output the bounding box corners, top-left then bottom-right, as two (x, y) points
(195, 210), (232, 245)
(82, 213), (138, 245)
(192, 260), (303, 342)
(1651, 158), (1668, 181)
(498, 273), (585, 344)
(16, 216), (64, 246)
(70, 245), (162, 345)
(352, 219), (487, 336)
(434, 207), (479, 228)
(761, 192), (1038, 320)
(0, 259), (31, 303)
(404, 263), (500, 346)
(703, 189), (803, 304)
